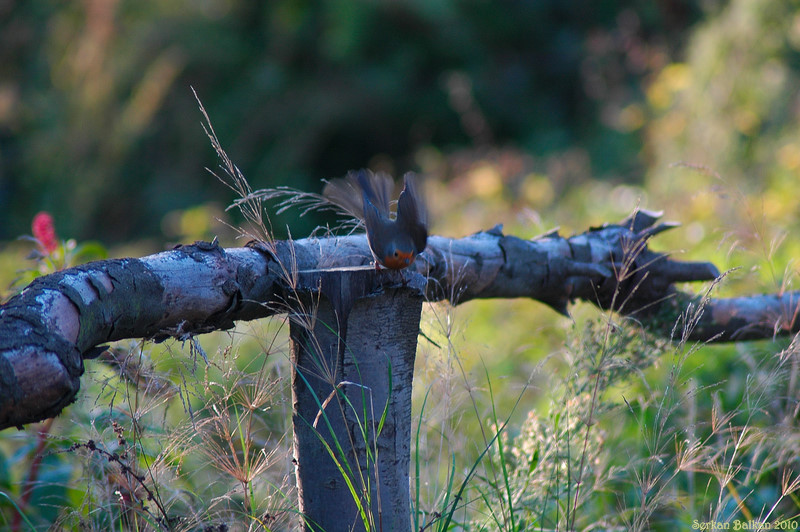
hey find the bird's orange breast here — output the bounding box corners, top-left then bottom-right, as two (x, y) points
(380, 250), (416, 269)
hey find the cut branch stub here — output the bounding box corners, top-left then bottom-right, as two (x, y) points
(583, 211), (720, 315)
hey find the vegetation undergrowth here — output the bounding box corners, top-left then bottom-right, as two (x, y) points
(4, 289), (799, 530)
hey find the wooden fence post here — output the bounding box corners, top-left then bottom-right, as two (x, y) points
(289, 269), (423, 532)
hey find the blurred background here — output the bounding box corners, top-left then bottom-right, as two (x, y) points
(0, 0), (711, 245)
(2, 0), (797, 278)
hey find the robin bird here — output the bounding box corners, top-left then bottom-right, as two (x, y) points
(323, 170), (428, 269)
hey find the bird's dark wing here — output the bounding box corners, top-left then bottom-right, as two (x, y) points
(362, 193), (394, 261)
(323, 169), (395, 221)
(322, 173), (366, 219)
(355, 170), (393, 217)
(396, 173), (429, 254)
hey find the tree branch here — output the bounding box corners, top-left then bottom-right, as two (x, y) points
(1, 210), (794, 430)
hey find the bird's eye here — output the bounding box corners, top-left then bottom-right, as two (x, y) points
(393, 251), (399, 257)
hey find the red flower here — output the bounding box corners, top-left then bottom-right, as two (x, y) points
(32, 212), (58, 253)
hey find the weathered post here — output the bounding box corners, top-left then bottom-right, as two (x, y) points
(289, 267), (424, 532)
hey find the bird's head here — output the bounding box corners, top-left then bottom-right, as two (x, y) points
(380, 247), (416, 269)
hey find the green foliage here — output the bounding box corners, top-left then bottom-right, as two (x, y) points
(644, 0), (800, 293)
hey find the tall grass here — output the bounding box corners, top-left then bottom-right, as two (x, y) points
(408, 300), (800, 531)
